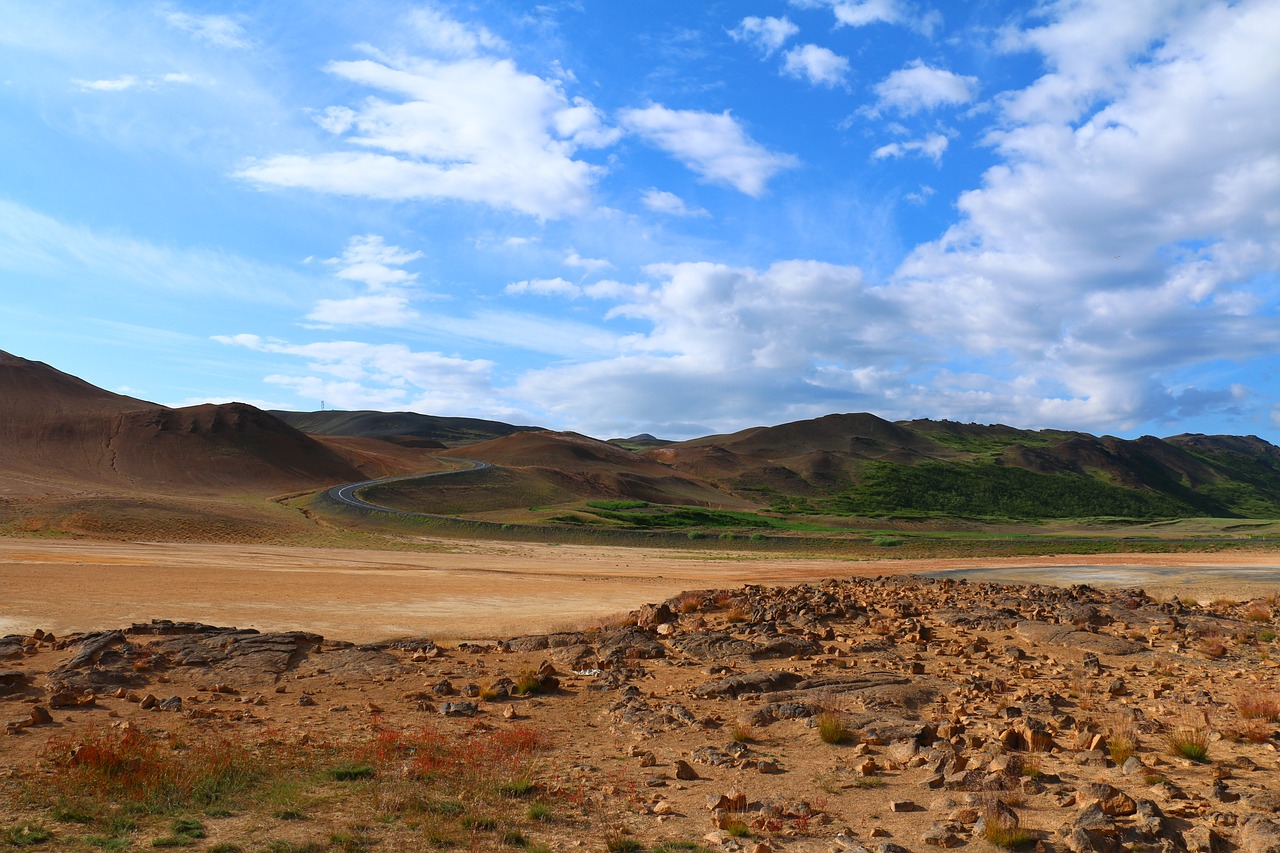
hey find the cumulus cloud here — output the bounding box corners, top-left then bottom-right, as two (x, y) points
(619, 105), (798, 196)
(871, 60), (978, 115)
(782, 44), (851, 88)
(237, 9), (615, 218)
(872, 133), (948, 163)
(728, 16), (798, 56)
(162, 10), (250, 49)
(641, 189), (708, 217)
(514, 259), (912, 435)
(891, 0), (1280, 431)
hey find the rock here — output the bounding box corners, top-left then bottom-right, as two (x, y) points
(1240, 818), (1280, 853)
(921, 822), (962, 847)
(673, 759), (700, 780)
(1073, 803), (1118, 836)
(693, 670), (803, 699)
(440, 701), (478, 717)
(1183, 825), (1219, 853)
(1077, 782), (1137, 817)
(1064, 827), (1121, 853)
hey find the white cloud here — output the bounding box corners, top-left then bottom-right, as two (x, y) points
(238, 11), (613, 219)
(890, 0), (1280, 432)
(326, 235), (422, 291)
(564, 251), (613, 273)
(213, 336), (507, 417)
(872, 133), (948, 163)
(905, 185), (936, 204)
(75, 75), (139, 92)
(162, 10), (250, 49)
(305, 294), (417, 327)
(73, 72), (200, 93)
(871, 60), (978, 115)
(729, 16), (799, 56)
(790, 0), (938, 34)
(619, 105), (799, 197)
(782, 44), (851, 88)
(302, 235), (426, 328)
(407, 6), (507, 57)
(514, 259), (912, 434)
(641, 188), (708, 217)
(505, 277), (581, 298)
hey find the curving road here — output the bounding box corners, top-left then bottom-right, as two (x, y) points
(326, 457), (494, 516)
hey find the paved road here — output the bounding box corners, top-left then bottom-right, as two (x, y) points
(326, 458), (494, 516)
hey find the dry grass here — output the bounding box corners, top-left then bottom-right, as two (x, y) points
(1106, 715), (1140, 766)
(1166, 722), (1211, 762)
(815, 712), (853, 745)
(17, 721), (570, 851)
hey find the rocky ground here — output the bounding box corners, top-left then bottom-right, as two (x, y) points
(3, 575), (1280, 852)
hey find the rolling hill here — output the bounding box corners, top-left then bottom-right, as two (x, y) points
(0, 350), (367, 494)
(270, 409), (541, 447)
(651, 414), (1280, 519)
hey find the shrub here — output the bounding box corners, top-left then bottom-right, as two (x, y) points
(729, 722), (755, 744)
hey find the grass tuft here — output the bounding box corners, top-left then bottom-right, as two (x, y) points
(816, 712), (852, 745)
(1166, 724), (1210, 762)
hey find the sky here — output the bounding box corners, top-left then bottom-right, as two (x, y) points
(2, 0), (1279, 442)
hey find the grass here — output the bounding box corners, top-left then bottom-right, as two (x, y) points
(1106, 717), (1140, 766)
(981, 818), (1033, 849)
(326, 763), (375, 782)
(1166, 724), (1211, 762)
(816, 712), (853, 745)
(14, 722), (565, 853)
(5, 825), (53, 846)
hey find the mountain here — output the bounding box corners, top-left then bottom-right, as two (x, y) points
(651, 414), (1280, 519)
(269, 410), (541, 447)
(0, 351), (366, 494)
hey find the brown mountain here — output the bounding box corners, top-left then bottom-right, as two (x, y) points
(0, 351), (365, 494)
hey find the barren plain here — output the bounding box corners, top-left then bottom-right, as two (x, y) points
(4, 538), (1279, 643)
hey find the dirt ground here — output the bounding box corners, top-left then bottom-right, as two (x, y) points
(4, 537), (1279, 643)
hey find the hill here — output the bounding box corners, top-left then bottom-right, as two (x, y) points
(356, 430), (754, 520)
(0, 350), (367, 495)
(651, 413), (1280, 520)
(270, 409), (541, 446)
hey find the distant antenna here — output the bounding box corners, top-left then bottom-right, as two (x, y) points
(321, 400), (325, 411)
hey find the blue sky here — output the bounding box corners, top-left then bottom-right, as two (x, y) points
(2, 0), (1278, 441)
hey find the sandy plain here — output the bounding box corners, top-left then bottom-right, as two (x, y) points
(4, 537), (1279, 643)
